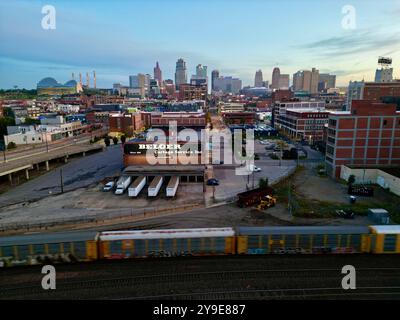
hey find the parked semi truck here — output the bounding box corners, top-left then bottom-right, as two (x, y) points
(166, 176), (179, 197)
(115, 176), (132, 195)
(128, 176), (146, 197)
(148, 176), (163, 197)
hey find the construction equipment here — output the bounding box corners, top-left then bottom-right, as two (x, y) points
(256, 195), (277, 210)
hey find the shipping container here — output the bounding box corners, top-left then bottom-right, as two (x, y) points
(148, 176), (163, 197)
(128, 176), (146, 197)
(166, 176), (179, 197)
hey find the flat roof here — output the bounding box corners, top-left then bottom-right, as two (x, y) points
(0, 231), (98, 247)
(370, 225), (400, 234)
(124, 165), (205, 174)
(237, 226), (370, 235)
(99, 228), (235, 240)
(285, 108), (330, 113)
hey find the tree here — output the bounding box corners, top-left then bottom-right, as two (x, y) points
(348, 175), (356, 186)
(120, 135), (126, 144)
(104, 136), (111, 147)
(0, 116), (16, 140)
(259, 178), (269, 188)
(113, 136), (118, 145)
(24, 117), (40, 125)
(7, 141), (16, 150)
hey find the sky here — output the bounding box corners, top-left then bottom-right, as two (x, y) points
(0, 0), (399, 89)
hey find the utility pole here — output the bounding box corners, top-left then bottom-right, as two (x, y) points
(288, 179), (292, 216)
(60, 168), (64, 193)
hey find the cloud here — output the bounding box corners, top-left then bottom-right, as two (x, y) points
(300, 29), (400, 58)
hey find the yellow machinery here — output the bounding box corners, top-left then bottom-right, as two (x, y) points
(256, 195), (277, 210)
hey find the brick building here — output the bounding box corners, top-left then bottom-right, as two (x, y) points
(150, 112), (206, 128)
(363, 82), (400, 102)
(108, 113), (143, 136)
(178, 84), (207, 101)
(221, 112), (256, 125)
(277, 108), (329, 143)
(272, 89), (294, 103)
(272, 100), (326, 128)
(325, 100), (400, 178)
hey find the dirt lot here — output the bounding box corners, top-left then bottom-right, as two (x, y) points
(273, 164), (400, 223)
(0, 182), (204, 226)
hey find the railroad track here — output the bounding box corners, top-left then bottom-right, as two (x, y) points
(2, 267), (399, 299)
(130, 286), (400, 300)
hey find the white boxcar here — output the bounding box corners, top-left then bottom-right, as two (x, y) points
(166, 176), (179, 197)
(148, 176), (163, 197)
(128, 176), (146, 197)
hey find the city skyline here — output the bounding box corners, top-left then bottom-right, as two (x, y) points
(0, 0), (400, 89)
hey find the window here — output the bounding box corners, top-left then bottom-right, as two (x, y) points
(326, 145), (335, 155)
(329, 119), (337, 127)
(383, 120), (387, 126)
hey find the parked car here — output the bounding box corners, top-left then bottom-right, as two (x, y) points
(206, 178), (220, 186)
(103, 181), (115, 192)
(252, 166), (262, 172)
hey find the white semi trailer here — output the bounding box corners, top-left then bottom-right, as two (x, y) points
(166, 176), (179, 197)
(128, 176), (146, 197)
(148, 176), (163, 197)
(115, 176), (132, 195)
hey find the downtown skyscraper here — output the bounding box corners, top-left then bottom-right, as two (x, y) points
(175, 58), (187, 89)
(153, 61), (162, 85)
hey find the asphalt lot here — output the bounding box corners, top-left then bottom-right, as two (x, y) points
(0, 144), (123, 207)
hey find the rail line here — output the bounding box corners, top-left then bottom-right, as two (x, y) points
(2, 267), (399, 298)
(129, 286), (400, 300)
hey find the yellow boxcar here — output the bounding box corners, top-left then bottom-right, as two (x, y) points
(369, 225), (400, 254)
(236, 226), (371, 254)
(98, 228), (236, 259)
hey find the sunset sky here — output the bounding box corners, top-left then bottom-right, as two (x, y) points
(0, 0), (399, 89)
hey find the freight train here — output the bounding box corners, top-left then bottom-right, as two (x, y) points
(1, 225), (400, 267)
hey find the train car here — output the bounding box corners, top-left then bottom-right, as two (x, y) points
(98, 228), (236, 259)
(236, 226), (371, 254)
(369, 225), (400, 254)
(0, 231), (98, 267)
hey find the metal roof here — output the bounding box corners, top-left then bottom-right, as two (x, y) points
(369, 225), (400, 234)
(99, 228), (235, 241)
(0, 231), (98, 247)
(237, 226), (370, 235)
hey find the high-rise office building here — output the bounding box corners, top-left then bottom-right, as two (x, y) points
(196, 64), (207, 78)
(278, 74), (290, 89)
(213, 76), (242, 94)
(211, 70), (219, 91)
(191, 64), (208, 86)
(175, 58), (187, 89)
(292, 68), (319, 93)
(319, 73), (336, 90)
(153, 61), (162, 85)
(254, 70), (263, 87)
(375, 68), (393, 83)
(310, 68), (319, 94)
(271, 67), (280, 89)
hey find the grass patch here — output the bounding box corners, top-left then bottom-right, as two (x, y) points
(272, 166), (400, 222)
